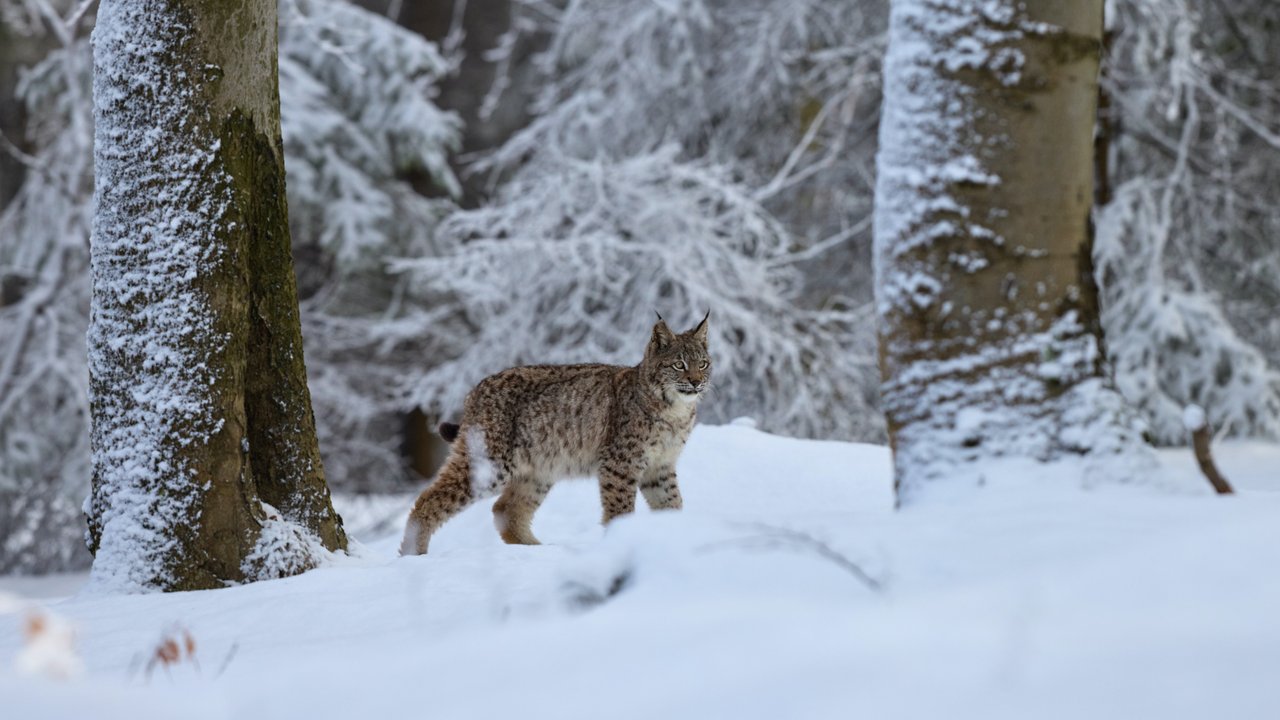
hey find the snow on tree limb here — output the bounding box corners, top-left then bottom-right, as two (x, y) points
(1097, 182), (1280, 444)
(407, 0), (887, 440)
(1096, 0), (1280, 444)
(396, 147), (883, 440)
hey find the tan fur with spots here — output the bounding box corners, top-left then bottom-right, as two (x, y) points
(400, 314), (711, 555)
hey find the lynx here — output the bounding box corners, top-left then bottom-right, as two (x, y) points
(400, 314), (712, 555)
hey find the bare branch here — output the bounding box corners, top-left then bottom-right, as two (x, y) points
(1184, 405), (1235, 495)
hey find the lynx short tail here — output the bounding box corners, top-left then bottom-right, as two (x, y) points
(438, 422), (460, 443)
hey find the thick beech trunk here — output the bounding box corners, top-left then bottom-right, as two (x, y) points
(874, 0), (1149, 502)
(86, 0), (345, 591)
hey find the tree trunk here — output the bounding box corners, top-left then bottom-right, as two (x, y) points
(874, 0), (1150, 503)
(86, 0), (345, 592)
(0, 20), (26, 211)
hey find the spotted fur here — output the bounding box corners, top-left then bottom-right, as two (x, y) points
(400, 314), (711, 555)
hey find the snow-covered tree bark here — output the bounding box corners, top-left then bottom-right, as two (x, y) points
(874, 0), (1151, 501)
(86, 0), (346, 592)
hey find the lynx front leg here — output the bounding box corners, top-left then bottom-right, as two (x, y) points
(640, 466), (683, 511)
(598, 464), (638, 524)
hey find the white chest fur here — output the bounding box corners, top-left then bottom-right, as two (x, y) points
(644, 404), (695, 468)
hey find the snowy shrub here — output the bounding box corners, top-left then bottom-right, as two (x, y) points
(1099, 0), (1280, 442)
(1097, 184), (1280, 442)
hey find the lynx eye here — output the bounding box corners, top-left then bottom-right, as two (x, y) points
(672, 361), (687, 371)
(698, 361), (709, 370)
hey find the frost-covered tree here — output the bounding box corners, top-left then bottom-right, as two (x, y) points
(0, 0), (460, 573)
(1096, 0), (1280, 442)
(277, 0), (462, 490)
(396, 0), (888, 440)
(874, 0), (1152, 500)
(86, 0), (350, 592)
(0, 0), (97, 574)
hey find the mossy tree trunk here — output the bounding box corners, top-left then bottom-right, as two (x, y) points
(86, 0), (345, 592)
(874, 1), (1149, 502)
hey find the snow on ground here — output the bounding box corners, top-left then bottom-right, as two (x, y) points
(2, 424), (1279, 719)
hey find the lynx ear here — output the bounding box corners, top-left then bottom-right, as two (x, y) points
(651, 317), (675, 350)
(691, 310), (710, 344)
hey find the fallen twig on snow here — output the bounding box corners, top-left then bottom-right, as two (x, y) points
(699, 523), (883, 593)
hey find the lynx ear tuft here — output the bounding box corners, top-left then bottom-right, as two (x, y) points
(692, 310), (710, 344)
(651, 317), (675, 349)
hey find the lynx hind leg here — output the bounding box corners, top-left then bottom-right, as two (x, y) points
(492, 477), (552, 545)
(401, 446), (476, 556)
(640, 467), (683, 511)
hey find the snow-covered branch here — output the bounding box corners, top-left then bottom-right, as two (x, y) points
(397, 147), (882, 439)
(1098, 0), (1280, 443)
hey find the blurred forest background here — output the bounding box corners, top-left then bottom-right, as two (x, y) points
(1, 0), (1278, 574)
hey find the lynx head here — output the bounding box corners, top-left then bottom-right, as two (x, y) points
(643, 312), (712, 402)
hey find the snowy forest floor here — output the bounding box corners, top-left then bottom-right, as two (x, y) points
(3, 424), (1279, 719)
